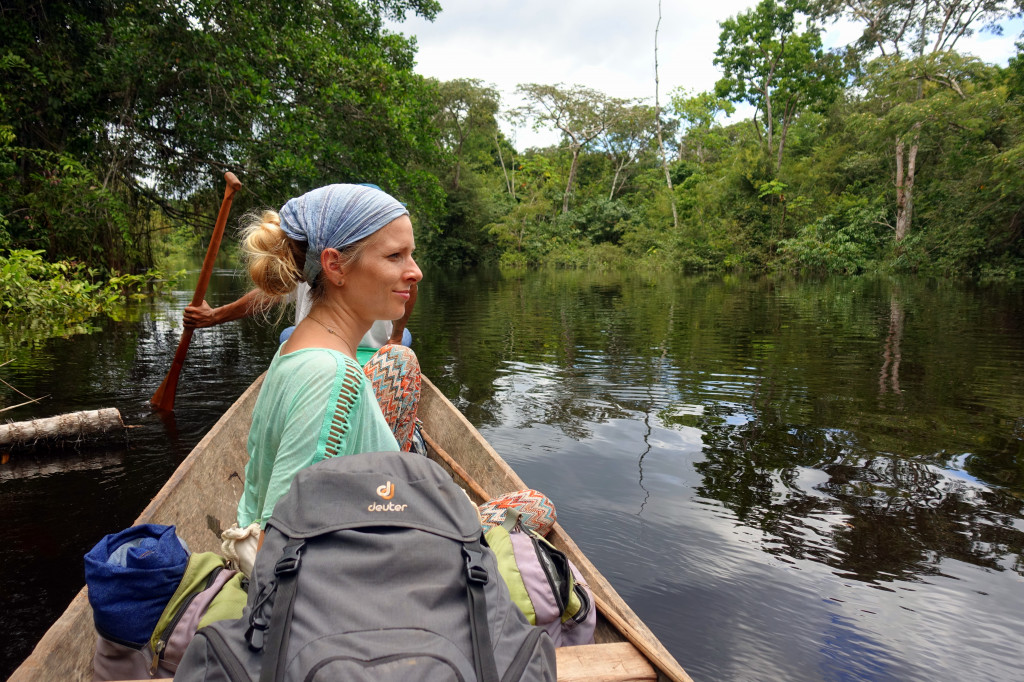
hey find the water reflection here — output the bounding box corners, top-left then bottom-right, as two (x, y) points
(879, 293), (905, 398)
(2, 269), (1023, 681)
(415, 271), (1024, 681)
(0, 259), (280, 677)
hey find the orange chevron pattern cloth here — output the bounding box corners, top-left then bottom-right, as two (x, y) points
(478, 489), (557, 537)
(363, 344), (421, 451)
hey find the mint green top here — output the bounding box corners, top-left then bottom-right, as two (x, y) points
(238, 347), (399, 528)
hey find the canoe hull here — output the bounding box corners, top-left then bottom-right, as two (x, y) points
(11, 374), (690, 682)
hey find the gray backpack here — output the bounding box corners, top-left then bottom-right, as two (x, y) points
(177, 451), (556, 681)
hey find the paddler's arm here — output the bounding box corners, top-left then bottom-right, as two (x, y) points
(388, 282), (418, 345)
(184, 289), (276, 329)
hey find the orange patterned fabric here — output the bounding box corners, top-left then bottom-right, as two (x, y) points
(363, 344), (421, 451)
(478, 489), (557, 537)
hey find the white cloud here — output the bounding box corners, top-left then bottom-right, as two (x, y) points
(397, 0), (753, 102)
(390, 2), (1022, 148)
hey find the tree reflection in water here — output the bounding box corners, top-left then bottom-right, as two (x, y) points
(695, 408), (1024, 583)
(879, 294), (905, 398)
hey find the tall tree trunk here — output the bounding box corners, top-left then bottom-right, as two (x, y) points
(608, 155), (631, 200)
(654, 0), (679, 229)
(775, 101), (796, 174)
(453, 138), (464, 191)
(563, 148), (580, 214)
(894, 122), (921, 242)
(775, 124), (787, 174)
(493, 131), (514, 199)
(609, 164), (622, 200)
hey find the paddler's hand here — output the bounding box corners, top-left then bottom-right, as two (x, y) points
(183, 300), (217, 329)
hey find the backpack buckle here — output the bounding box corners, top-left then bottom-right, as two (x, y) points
(275, 542), (304, 576)
(462, 545), (489, 585)
(245, 582), (276, 651)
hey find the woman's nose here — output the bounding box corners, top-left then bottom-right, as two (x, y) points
(407, 257), (423, 282)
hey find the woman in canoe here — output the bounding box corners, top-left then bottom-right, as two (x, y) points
(223, 183), (423, 572)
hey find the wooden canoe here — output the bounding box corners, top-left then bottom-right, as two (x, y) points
(10, 374), (692, 682)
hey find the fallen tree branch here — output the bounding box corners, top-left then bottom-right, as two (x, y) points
(0, 395), (51, 414)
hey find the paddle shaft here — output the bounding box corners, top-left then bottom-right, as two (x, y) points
(150, 172), (242, 411)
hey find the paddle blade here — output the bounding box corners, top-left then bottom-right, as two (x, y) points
(150, 327), (194, 411)
(149, 370), (179, 411)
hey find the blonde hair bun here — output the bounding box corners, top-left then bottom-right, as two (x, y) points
(241, 210), (303, 297)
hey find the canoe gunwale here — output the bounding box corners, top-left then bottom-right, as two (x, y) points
(419, 376), (691, 682)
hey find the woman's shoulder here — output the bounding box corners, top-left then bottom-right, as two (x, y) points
(271, 347), (362, 380)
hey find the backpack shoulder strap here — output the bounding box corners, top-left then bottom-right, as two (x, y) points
(257, 537), (305, 682)
(463, 538), (499, 682)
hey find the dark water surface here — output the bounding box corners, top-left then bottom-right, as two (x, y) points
(2, 266), (1022, 681)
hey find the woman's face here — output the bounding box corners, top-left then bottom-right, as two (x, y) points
(336, 215), (422, 324)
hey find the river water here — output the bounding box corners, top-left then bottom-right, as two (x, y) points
(2, 264), (1022, 681)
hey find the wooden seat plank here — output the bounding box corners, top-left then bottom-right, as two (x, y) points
(556, 642), (658, 681)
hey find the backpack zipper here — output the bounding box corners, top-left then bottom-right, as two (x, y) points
(500, 627), (545, 682)
(149, 566), (224, 675)
(199, 626), (251, 681)
(569, 583), (592, 625)
(528, 534), (569, 614)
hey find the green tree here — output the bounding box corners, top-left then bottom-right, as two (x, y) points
(516, 84), (628, 214)
(420, 78), (511, 268)
(714, 0), (844, 173)
(670, 89), (736, 164)
(594, 103), (658, 199)
(813, 0), (1020, 240)
(484, 154), (558, 265)
(0, 0), (443, 270)
(430, 78), (502, 191)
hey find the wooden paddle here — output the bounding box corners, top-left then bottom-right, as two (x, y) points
(150, 172), (242, 411)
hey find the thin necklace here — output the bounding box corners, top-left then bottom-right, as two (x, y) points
(306, 315), (355, 356)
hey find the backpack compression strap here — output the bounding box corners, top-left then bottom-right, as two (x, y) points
(463, 539), (500, 682)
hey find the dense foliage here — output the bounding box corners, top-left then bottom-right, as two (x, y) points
(1, 0), (442, 273)
(1, 0), (1022, 283)
(0, 248), (180, 319)
(424, 0), (1024, 278)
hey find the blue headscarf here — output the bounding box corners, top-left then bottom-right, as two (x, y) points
(278, 183), (408, 285)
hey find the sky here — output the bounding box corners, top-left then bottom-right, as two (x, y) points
(391, 0), (1022, 147)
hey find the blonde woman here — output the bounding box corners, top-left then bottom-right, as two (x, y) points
(223, 184), (423, 570)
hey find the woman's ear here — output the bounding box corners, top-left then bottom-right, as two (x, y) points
(320, 248), (345, 286)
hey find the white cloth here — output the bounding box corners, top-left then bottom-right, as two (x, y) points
(220, 522), (261, 577)
(289, 282), (393, 347)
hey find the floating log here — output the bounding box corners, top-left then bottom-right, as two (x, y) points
(0, 408), (126, 447)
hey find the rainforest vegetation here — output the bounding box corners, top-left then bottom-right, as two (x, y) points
(2, 0), (1023, 307)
